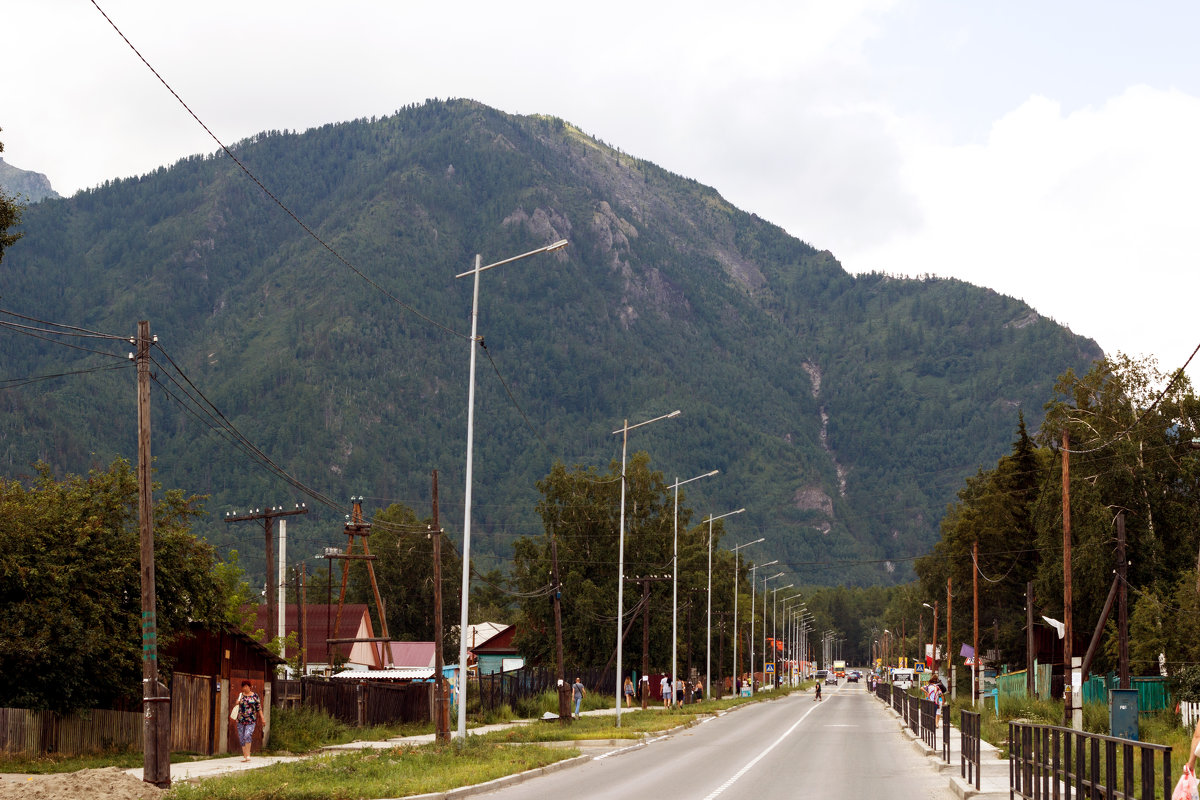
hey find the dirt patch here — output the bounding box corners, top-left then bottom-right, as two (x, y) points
(0, 767), (165, 800)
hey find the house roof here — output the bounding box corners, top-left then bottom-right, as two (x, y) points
(465, 622), (506, 649)
(385, 641), (436, 669)
(250, 604), (373, 665)
(472, 624), (518, 654)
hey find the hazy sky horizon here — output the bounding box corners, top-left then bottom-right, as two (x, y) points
(7, 0), (1200, 382)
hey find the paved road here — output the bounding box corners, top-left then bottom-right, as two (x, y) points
(477, 682), (955, 800)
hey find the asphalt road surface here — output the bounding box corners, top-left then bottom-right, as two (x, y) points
(478, 681), (955, 800)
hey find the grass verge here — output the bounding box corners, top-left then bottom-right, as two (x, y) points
(167, 739), (577, 800)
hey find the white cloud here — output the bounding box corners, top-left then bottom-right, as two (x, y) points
(843, 85), (1200, 369)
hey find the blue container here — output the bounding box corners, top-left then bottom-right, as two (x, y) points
(1109, 688), (1139, 741)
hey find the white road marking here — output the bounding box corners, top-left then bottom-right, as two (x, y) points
(700, 699), (821, 800)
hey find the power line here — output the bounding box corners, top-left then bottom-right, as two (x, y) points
(88, 0), (466, 342)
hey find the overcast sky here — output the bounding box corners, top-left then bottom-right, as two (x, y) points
(7, 0), (1200, 382)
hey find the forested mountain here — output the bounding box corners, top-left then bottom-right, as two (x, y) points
(0, 99), (1101, 587)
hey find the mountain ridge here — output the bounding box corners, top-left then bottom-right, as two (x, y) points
(0, 98), (1101, 586)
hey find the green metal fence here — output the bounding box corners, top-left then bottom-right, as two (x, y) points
(1080, 673), (1170, 712)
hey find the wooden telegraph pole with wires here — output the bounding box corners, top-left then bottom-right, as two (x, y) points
(225, 503), (308, 696)
(135, 320), (170, 788)
(328, 497), (394, 668)
(632, 574), (672, 709)
(430, 471), (450, 741)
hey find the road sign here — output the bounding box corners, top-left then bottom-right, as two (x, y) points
(765, 662), (775, 674)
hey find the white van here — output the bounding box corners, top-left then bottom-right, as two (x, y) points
(890, 668), (915, 690)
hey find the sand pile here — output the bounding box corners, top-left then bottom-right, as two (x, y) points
(0, 768), (166, 800)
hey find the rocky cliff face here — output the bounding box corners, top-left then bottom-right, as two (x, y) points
(0, 158), (60, 202)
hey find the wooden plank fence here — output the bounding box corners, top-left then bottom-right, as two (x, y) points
(0, 707), (143, 757)
(300, 677), (432, 726)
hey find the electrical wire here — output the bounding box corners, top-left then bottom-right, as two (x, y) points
(0, 308), (129, 340)
(0, 362), (132, 389)
(88, 0), (466, 342)
(0, 318), (129, 358)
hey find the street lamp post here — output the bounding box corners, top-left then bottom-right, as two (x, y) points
(705, 507), (745, 699)
(613, 410), (681, 725)
(762, 573), (788, 688)
(780, 594), (802, 684)
(455, 239), (568, 741)
(669, 470), (719, 709)
(730, 538), (764, 694)
(797, 610), (813, 679)
(747, 562), (778, 694)
(769, 583), (793, 687)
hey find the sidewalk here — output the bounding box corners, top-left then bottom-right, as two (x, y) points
(123, 702), (678, 783)
(872, 695), (1009, 800)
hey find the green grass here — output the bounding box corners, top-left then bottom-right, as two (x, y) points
(167, 739), (577, 800)
(267, 706), (435, 754)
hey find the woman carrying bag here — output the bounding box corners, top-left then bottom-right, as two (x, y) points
(230, 681), (265, 762)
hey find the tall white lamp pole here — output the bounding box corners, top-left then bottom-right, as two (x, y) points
(769, 583), (792, 688)
(454, 239), (568, 741)
(730, 538), (764, 694)
(668, 470), (719, 709)
(704, 507), (744, 699)
(613, 410), (680, 726)
(747, 562), (778, 694)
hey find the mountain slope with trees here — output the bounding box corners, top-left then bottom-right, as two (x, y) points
(0, 99), (1101, 588)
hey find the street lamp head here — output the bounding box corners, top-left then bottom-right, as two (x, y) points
(666, 409), (682, 418)
(546, 239), (569, 252)
(923, 602), (934, 610)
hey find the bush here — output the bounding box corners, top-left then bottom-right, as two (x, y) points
(269, 706), (354, 753)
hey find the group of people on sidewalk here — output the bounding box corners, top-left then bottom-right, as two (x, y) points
(619, 674), (702, 709)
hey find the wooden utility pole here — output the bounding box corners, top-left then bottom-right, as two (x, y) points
(946, 578), (952, 694)
(549, 529), (569, 722)
(1026, 582), (1035, 698)
(1117, 511), (1129, 690)
(634, 574), (671, 707)
(327, 497), (393, 668)
(136, 321), (170, 788)
(973, 539), (979, 704)
(1062, 429), (1073, 726)
(930, 601), (938, 675)
(300, 565), (308, 675)
(225, 503), (308, 695)
(431, 471), (450, 741)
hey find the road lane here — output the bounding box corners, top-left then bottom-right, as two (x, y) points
(477, 682), (954, 800)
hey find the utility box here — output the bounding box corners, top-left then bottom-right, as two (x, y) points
(1110, 688), (1139, 741)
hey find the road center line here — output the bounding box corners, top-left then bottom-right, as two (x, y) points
(700, 698), (822, 800)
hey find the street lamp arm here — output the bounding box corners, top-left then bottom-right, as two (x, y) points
(612, 409), (682, 435)
(455, 239), (568, 278)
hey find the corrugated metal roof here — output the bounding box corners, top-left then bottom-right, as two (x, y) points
(332, 668), (434, 680)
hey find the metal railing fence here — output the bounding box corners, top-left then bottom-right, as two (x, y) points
(1008, 720), (1172, 800)
(961, 709), (981, 792)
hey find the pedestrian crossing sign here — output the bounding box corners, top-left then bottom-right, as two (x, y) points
(765, 663), (775, 674)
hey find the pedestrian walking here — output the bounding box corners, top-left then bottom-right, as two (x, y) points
(660, 675), (672, 709)
(623, 676), (634, 708)
(572, 677), (586, 716)
(230, 680), (264, 762)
